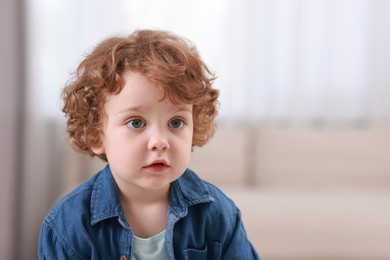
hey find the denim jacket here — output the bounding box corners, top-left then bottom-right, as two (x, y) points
(38, 165), (260, 259)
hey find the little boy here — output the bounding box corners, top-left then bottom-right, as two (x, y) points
(38, 29), (260, 259)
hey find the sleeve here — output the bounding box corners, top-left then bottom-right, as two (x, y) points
(222, 207), (260, 260)
(38, 219), (82, 260)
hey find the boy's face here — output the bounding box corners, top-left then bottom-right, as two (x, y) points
(92, 70), (193, 193)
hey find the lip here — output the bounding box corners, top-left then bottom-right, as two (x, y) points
(143, 159), (169, 173)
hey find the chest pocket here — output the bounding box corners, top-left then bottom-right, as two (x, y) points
(182, 241), (221, 260)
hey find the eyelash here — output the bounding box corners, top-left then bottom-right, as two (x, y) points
(126, 118), (146, 129)
(125, 117), (186, 129)
(168, 118), (186, 129)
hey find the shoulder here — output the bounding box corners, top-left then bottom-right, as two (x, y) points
(44, 173), (98, 224)
(205, 180), (237, 211)
(39, 165), (125, 259)
(39, 173), (100, 259)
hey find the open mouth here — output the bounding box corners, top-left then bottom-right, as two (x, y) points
(144, 161), (169, 172)
(152, 162), (166, 166)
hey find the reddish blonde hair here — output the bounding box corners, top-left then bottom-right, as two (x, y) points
(62, 29), (219, 161)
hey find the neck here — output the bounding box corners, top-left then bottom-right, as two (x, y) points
(117, 184), (170, 238)
(118, 183), (170, 206)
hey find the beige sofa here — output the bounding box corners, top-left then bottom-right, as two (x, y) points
(189, 123), (390, 260)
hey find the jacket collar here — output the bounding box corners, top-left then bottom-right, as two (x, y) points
(90, 165), (214, 225)
(90, 165), (123, 225)
(170, 168), (214, 214)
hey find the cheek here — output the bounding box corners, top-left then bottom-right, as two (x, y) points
(107, 142), (142, 167)
(105, 133), (138, 155)
(116, 138), (141, 155)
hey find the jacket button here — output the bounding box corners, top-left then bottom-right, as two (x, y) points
(120, 256), (127, 260)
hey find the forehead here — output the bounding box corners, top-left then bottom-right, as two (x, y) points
(104, 70), (192, 113)
(117, 69), (193, 104)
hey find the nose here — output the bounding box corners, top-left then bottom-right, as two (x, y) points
(147, 127), (170, 151)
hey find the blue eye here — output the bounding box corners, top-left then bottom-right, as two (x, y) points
(127, 118), (146, 129)
(168, 118), (184, 129)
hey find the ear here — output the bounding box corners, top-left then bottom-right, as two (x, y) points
(91, 142), (105, 155)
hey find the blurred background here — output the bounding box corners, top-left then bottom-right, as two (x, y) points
(1, 0), (390, 259)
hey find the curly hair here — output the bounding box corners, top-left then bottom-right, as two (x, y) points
(62, 29), (219, 161)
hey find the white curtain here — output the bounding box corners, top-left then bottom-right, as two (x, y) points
(26, 0), (390, 124)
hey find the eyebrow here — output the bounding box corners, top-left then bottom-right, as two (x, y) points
(175, 105), (193, 113)
(115, 104), (192, 116)
(115, 105), (146, 116)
